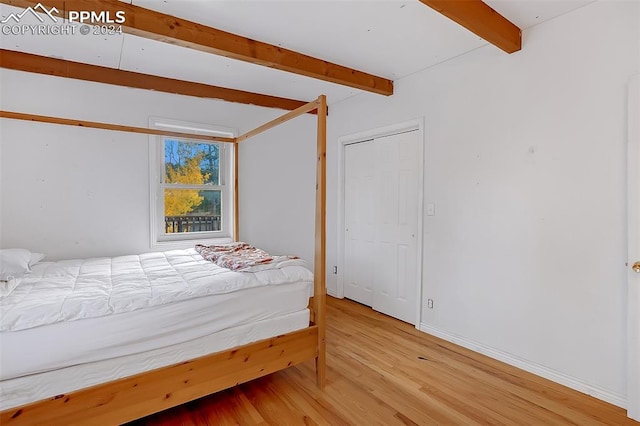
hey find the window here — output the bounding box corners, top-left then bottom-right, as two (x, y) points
(149, 118), (235, 248)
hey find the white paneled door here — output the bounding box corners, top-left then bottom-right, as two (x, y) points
(344, 130), (421, 324)
(627, 74), (640, 421)
(344, 140), (376, 306)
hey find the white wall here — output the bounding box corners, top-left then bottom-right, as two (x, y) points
(238, 116), (317, 265)
(326, 1), (639, 403)
(0, 70), (287, 260)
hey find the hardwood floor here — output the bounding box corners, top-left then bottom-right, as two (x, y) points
(128, 297), (637, 425)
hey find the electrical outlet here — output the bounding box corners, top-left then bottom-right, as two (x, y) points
(332, 266), (337, 274)
(427, 299), (434, 309)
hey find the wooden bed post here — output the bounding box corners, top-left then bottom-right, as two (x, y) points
(235, 95), (328, 387)
(313, 95), (327, 388)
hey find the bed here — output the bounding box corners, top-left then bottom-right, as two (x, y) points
(0, 96), (327, 425)
(1, 248), (313, 414)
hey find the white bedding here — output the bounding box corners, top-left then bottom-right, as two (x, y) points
(0, 249), (313, 381)
(0, 248), (312, 331)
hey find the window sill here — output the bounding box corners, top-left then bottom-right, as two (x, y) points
(151, 236), (234, 252)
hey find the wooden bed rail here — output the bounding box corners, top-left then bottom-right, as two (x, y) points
(0, 110), (236, 143)
(235, 98), (321, 143)
(0, 328), (319, 426)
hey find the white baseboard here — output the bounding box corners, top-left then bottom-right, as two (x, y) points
(419, 323), (627, 409)
(327, 288), (339, 298)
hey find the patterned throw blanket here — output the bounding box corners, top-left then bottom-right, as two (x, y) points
(195, 242), (297, 271)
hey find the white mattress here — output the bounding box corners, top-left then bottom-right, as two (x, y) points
(0, 309), (309, 410)
(1, 281), (311, 380)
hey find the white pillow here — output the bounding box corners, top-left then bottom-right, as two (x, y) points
(0, 248), (33, 281)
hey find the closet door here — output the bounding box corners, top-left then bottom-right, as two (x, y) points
(343, 130), (420, 324)
(344, 141), (376, 306)
(371, 131), (419, 324)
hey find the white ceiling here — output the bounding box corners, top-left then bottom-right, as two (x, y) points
(0, 0), (593, 105)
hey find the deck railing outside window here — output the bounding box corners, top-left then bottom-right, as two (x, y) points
(165, 215), (221, 233)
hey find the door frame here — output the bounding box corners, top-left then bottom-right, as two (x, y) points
(337, 118), (425, 327)
(627, 73), (639, 420)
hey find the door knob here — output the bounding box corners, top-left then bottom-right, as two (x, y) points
(633, 262), (640, 273)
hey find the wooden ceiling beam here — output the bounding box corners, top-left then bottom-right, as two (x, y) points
(419, 0), (521, 54)
(0, 49), (318, 113)
(0, 0), (393, 95)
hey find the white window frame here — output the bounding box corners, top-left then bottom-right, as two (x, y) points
(148, 117), (237, 250)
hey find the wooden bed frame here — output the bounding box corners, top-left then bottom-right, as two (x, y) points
(0, 95), (327, 425)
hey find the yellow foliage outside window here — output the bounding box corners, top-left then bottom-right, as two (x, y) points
(164, 153), (211, 216)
